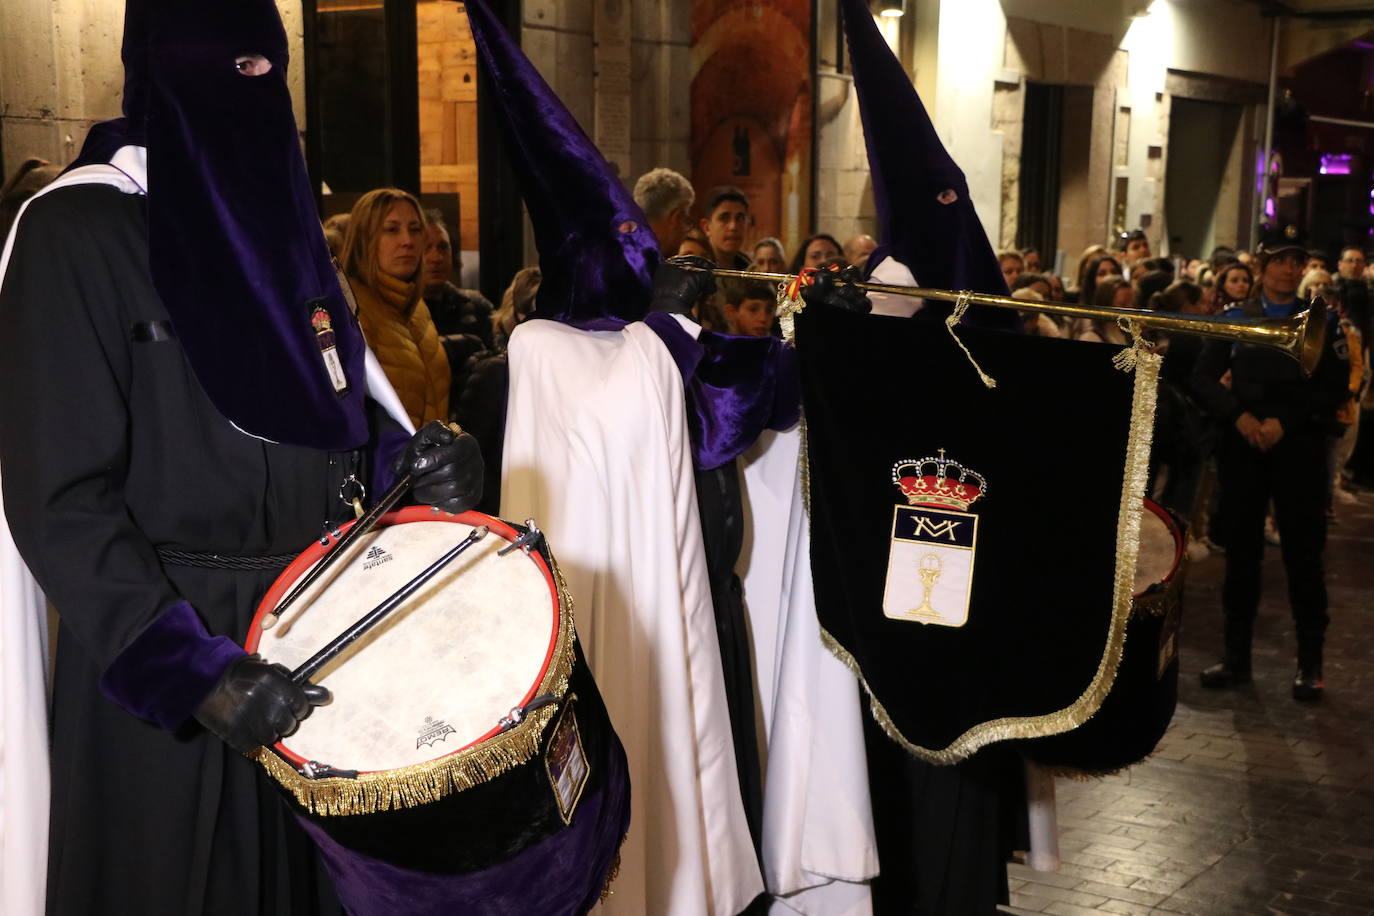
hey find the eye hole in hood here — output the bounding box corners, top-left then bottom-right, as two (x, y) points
(234, 54), (273, 77)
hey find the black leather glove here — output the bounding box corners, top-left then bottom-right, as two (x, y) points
(800, 266), (871, 314)
(392, 420), (484, 514)
(194, 655), (330, 754)
(650, 255), (717, 315)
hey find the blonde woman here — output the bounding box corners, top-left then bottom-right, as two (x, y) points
(340, 188), (450, 427)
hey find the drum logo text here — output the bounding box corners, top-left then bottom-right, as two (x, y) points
(882, 450), (986, 628)
(363, 545), (395, 571)
(416, 716), (456, 749)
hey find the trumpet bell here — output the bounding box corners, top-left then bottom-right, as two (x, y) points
(1295, 306), (1327, 377)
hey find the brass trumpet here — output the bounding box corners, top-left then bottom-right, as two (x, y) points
(709, 267), (1327, 376)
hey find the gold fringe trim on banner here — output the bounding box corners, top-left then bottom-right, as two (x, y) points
(253, 552), (580, 816)
(804, 327), (1163, 765)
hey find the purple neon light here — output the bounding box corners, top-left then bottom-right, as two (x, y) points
(1320, 153), (1353, 175)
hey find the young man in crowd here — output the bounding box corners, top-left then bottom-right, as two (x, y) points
(633, 167), (696, 256)
(1119, 229), (1152, 273)
(699, 185), (752, 270)
(997, 249), (1024, 289)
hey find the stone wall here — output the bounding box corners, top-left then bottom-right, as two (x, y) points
(520, 0), (689, 262)
(522, 0), (689, 183)
(0, 0), (306, 178)
(0, 0), (123, 174)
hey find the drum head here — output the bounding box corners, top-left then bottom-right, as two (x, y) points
(247, 508), (559, 773)
(1133, 500), (1182, 597)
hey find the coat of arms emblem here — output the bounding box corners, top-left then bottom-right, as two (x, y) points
(881, 449), (986, 628)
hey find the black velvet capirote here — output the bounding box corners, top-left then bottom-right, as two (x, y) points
(798, 304), (1140, 755)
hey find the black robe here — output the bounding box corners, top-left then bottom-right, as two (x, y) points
(0, 185), (358, 915)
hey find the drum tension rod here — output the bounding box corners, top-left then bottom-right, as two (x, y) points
(299, 760), (359, 781)
(498, 518), (544, 557)
(498, 694), (560, 732)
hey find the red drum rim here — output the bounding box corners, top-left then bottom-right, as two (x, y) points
(245, 506), (562, 774)
(1135, 498), (1183, 598)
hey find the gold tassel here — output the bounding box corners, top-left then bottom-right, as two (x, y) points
(777, 282), (805, 344)
(944, 292), (998, 389)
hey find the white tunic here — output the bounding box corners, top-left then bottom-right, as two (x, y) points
(501, 317), (764, 915)
(740, 428), (878, 915)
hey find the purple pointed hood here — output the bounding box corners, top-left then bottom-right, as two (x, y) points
(462, 0), (659, 323)
(70, 0), (370, 450)
(840, 0), (1016, 319)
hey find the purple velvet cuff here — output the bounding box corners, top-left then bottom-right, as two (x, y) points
(645, 312), (802, 470)
(98, 600), (246, 731)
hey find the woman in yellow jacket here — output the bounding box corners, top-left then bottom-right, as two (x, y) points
(340, 188), (450, 427)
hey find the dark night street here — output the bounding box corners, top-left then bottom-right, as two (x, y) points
(1006, 488), (1374, 916)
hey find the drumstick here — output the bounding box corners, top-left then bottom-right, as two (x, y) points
(264, 421), (466, 633)
(289, 526), (489, 684)
(261, 471), (414, 631)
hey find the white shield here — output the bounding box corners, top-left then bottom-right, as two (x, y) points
(881, 505), (978, 628)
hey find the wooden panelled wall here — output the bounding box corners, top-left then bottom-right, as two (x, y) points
(418, 0), (479, 251)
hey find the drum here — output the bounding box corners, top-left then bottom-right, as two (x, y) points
(1018, 499), (1184, 774)
(244, 507), (629, 916)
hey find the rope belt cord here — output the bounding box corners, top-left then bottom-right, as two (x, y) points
(155, 547), (298, 571)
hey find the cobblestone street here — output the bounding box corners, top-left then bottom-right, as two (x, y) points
(1004, 488), (1374, 916)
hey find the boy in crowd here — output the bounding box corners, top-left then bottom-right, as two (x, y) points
(722, 279), (778, 337)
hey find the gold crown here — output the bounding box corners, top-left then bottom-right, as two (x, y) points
(891, 449), (987, 511)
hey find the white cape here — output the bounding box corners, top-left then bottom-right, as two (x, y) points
(0, 148), (411, 916)
(501, 317), (764, 915)
(739, 428), (878, 915)
(0, 154), (145, 916)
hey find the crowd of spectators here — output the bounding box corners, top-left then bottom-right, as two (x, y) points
(8, 153), (1367, 544)
(5, 145), (1368, 703)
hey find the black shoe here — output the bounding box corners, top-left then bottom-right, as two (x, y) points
(1293, 666), (1325, 702)
(1199, 662), (1252, 688)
